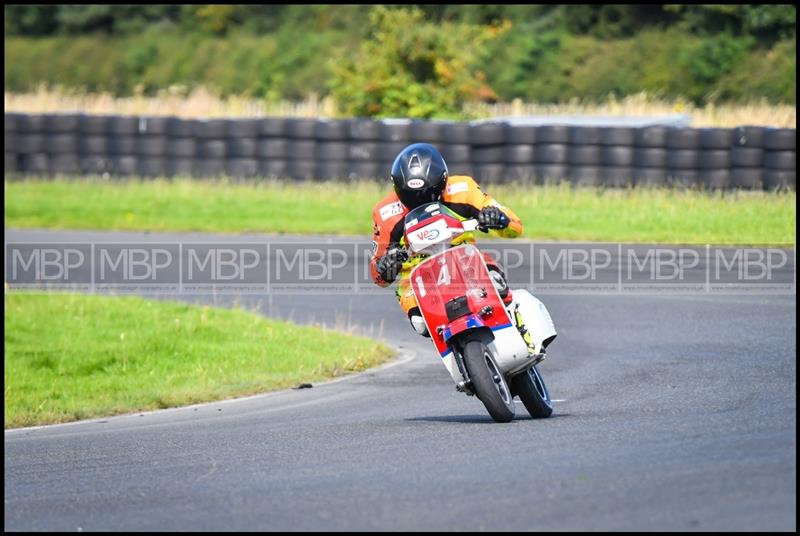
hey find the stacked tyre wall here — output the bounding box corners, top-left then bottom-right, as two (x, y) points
(4, 113), (795, 190)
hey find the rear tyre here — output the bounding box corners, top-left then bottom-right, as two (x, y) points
(511, 365), (553, 419)
(463, 341), (515, 423)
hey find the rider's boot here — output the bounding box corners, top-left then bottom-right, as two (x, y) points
(408, 307), (431, 338)
(488, 266), (513, 305)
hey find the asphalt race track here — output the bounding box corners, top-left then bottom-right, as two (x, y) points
(4, 229), (797, 531)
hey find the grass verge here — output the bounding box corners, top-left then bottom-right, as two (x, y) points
(4, 177), (795, 245)
(4, 292), (394, 429)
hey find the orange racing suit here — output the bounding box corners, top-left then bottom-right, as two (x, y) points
(369, 175), (523, 315)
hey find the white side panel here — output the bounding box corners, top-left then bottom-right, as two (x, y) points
(511, 289), (557, 353)
(488, 326), (531, 374)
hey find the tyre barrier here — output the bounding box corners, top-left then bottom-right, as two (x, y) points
(4, 113), (795, 190)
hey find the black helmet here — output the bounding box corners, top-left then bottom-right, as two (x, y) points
(390, 143), (448, 210)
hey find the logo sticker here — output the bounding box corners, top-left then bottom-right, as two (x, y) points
(407, 178), (425, 189)
(446, 182), (468, 195)
(379, 201), (403, 221)
(415, 229), (440, 242)
(371, 240), (379, 255)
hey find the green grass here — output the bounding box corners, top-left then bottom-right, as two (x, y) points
(4, 292), (394, 429)
(4, 177), (796, 245)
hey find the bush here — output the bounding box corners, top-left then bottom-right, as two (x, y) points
(327, 6), (504, 118)
(4, 28), (353, 100)
(714, 38), (796, 103)
(3, 7), (795, 107)
(480, 26), (795, 105)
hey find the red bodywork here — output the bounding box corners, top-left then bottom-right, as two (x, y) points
(409, 244), (512, 357)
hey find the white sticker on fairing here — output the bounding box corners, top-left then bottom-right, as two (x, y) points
(379, 201), (403, 221)
(371, 241), (379, 255)
(408, 178), (425, 189)
(407, 218), (451, 254)
(446, 182), (468, 195)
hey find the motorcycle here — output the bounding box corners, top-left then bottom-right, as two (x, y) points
(395, 202), (557, 423)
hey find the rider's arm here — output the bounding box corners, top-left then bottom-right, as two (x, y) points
(443, 175), (523, 238)
(369, 200), (406, 287)
(370, 220), (392, 288)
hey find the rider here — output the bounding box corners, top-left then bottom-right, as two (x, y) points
(369, 143), (524, 338)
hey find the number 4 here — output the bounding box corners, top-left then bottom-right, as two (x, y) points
(437, 265), (451, 286)
(416, 265), (450, 298)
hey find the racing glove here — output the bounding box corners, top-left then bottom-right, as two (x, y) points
(376, 247), (407, 284)
(477, 206), (509, 231)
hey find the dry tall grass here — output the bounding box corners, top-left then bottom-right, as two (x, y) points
(466, 93), (797, 128)
(4, 86), (796, 127)
(4, 86), (338, 119)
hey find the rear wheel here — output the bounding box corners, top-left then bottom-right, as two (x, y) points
(463, 341), (515, 423)
(511, 365), (553, 419)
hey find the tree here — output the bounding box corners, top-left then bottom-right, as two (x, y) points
(328, 6), (504, 118)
